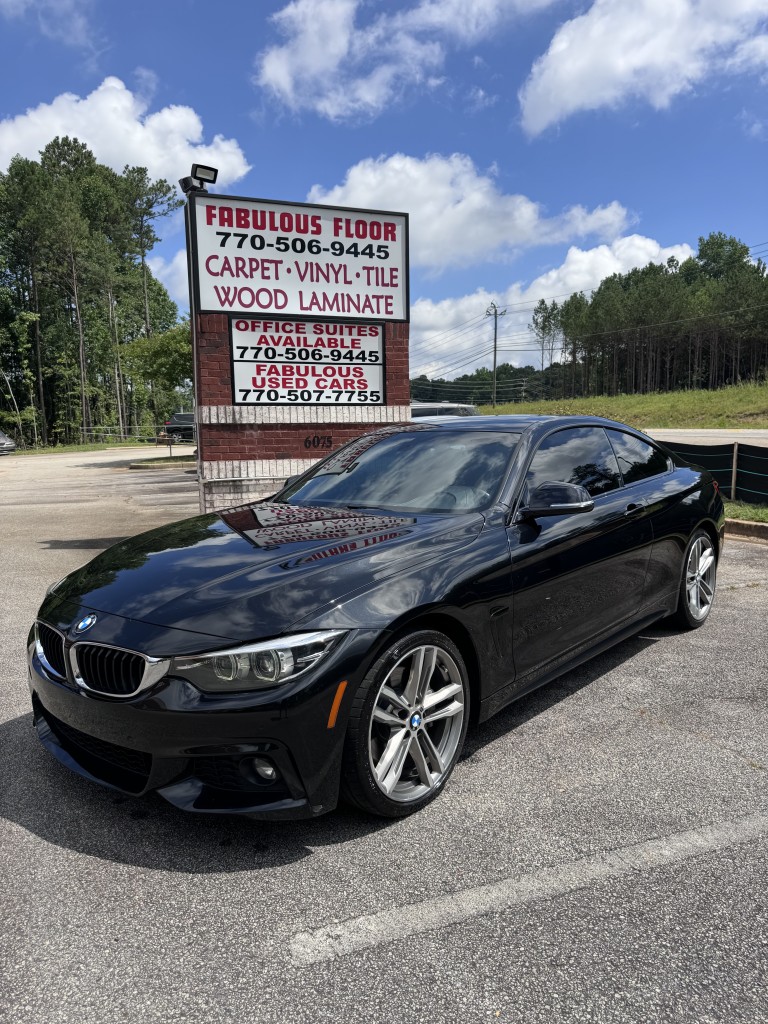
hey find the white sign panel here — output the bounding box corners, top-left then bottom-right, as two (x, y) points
(191, 195), (408, 322)
(231, 318), (385, 405)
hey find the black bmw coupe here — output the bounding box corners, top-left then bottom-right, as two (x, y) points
(29, 415), (724, 820)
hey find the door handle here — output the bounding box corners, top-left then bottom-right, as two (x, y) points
(624, 502), (645, 517)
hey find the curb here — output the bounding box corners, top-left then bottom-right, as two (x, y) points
(725, 518), (768, 543)
(129, 461), (196, 471)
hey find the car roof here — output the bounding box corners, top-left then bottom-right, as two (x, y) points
(387, 414), (654, 440)
(403, 414), (549, 430)
(403, 413), (618, 429)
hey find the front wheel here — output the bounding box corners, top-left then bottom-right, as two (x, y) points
(341, 631), (470, 817)
(674, 529), (717, 629)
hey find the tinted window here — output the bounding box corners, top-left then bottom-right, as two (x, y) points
(281, 428), (519, 512)
(607, 430), (670, 484)
(526, 427), (621, 498)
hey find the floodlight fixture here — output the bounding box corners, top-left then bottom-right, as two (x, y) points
(179, 164), (219, 197)
(192, 164), (218, 185)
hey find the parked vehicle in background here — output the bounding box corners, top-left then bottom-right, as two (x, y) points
(0, 429), (17, 454)
(162, 412), (195, 441)
(28, 415), (724, 821)
(411, 402), (478, 417)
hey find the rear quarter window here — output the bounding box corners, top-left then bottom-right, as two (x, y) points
(607, 430), (670, 484)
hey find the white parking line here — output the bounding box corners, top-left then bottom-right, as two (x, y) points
(290, 811), (768, 964)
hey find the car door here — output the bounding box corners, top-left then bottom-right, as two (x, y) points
(605, 427), (685, 605)
(506, 426), (654, 682)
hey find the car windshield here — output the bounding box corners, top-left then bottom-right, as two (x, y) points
(279, 428), (520, 513)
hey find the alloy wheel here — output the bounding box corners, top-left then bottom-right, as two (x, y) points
(685, 534), (716, 621)
(368, 643), (466, 803)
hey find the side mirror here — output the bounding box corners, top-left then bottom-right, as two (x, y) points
(518, 482), (594, 520)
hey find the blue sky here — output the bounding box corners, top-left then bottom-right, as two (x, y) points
(1, 0), (767, 378)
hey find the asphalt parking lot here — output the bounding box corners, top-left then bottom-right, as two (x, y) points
(1, 449), (767, 1024)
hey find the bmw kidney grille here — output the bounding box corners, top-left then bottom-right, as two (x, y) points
(36, 621), (169, 698)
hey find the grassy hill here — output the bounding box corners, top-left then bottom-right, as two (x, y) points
(479, 381), (768, 429)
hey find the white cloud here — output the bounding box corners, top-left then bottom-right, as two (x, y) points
(727, 32), (768, 77)
(410, 234), (694, 375)
(520, 0), (768, 135)
(308, 152), (629, 271)
(0, 77), (251, 187)
(258, 0), (768, 127)
(521, 234), (694, 296)
(467, 86), (498, 111)
(739, 109), (767, 139)
(255, 0), (558, 120)
(0, 0), (96, 50)
(148, 249), (190, 310)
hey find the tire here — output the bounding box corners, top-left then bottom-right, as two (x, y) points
(341, 630), (470, 818)
(674, 528), (717, 629)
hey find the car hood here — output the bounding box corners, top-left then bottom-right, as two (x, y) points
(46, 502), (485, 643)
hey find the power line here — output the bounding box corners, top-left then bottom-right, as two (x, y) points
(411, 299), (768, 383)
(420, 241), (764, 354)
(412, 347), (495, 379)
(415, 311), (487, 341)
(412, 248), (768, 379)
(410, 287), (605, 361)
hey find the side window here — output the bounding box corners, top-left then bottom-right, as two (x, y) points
(526, 427), (622, 498)
(607, 430), (670, 485)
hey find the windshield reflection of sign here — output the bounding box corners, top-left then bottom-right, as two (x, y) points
(231, 317), (385, 406)
(281, 530), (410, 569)
(313, 425), (429, 475)
(219, 504), (415, 551)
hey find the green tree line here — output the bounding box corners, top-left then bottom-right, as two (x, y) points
(412, 233), (768, 405)
(0, 136), (191, 446)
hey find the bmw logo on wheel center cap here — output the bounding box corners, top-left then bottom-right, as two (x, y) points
(74, 613), (97, 634)
(410, 712), (422, 729)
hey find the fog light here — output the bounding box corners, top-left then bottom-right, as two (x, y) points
(251, 757), (278, 781)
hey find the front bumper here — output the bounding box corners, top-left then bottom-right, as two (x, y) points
(28, 629), (382, 820)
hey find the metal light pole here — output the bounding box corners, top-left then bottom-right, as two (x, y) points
(179, 164), (218, 509)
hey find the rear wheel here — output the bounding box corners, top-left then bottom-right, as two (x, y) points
(342, 630), (469, 817)
(674, 529), (717, 629)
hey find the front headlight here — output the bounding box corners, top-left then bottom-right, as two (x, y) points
(169, 630), (347, 693)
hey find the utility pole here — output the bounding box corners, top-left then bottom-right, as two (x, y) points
(485, 302), (506, 409)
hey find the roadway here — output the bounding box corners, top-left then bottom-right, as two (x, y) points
(646, 428), (768, 447)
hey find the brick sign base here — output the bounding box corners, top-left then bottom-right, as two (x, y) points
(195, 315), (410, 511)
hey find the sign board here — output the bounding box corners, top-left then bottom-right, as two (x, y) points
(190, 195), (408, 322)
(230, 318), (385, 405)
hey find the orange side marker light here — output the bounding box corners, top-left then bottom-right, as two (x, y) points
(327, 680), (348, 729)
